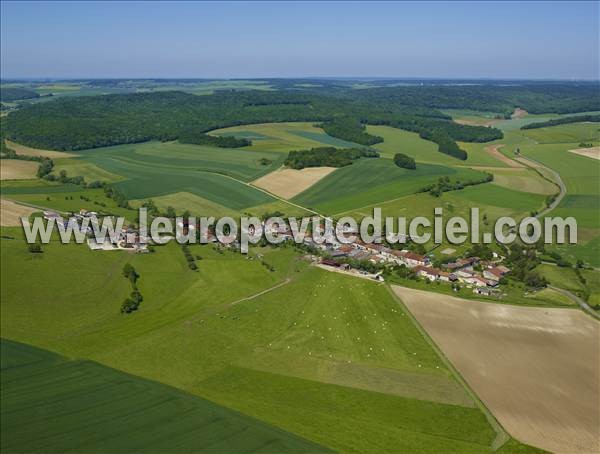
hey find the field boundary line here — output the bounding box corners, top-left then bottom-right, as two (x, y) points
(385, 284), (511, 451)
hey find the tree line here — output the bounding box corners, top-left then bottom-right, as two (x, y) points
(284, 147), (379, 169)
(520, 114), (600, 130)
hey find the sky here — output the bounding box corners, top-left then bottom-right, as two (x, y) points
(1, 1), (598, 80)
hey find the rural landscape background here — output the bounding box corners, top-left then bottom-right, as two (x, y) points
(1, 1), (599, 453)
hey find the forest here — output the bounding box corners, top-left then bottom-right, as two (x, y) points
(319, 117), (383, 145)
(2, 82), (597, 160)
(0, 87), (40, 102)
(284, 147), (379, 169)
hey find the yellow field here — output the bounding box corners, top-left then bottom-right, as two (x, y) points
(252, 167), (336, 199)
(0, 199), (37, 225)
(0, 159), (38, 180)
(5, 140), (76, 159)
(568, 146), (600, 161)
(393, 286), (599, 454)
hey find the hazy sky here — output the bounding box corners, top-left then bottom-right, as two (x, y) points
(1, 1), (598, 79)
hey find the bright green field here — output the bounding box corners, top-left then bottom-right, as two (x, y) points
(1, 229), (538, 453)
(293, 158), (486, 215)
(510, 122), (600, 265)
(1, 339), (325, 453)
(71, 141), (281, 209)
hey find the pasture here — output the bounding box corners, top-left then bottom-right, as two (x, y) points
(394, 285), (600, 454)
(0, 232), (529, 453)
(1, 339), (325, 453)
(0, 159), (38, 180)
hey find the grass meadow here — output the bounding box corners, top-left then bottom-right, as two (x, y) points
(0, 229), (544, 453)
(1, 339), (325, 453)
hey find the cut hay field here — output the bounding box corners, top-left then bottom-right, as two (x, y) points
(0, 159), (38, 180)
(0, 199), (36, 225)
(393, 286), (600, 454)
(568, 145), (600, 161)
(0, 232), (538, 453)
(5, 140), (76, 159)
(252, 166), (336, 199)
(1, 339), (326, 454)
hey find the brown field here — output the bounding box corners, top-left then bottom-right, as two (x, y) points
(485, 144), (524, 168)
(393, 286), (599, 454)
(568, 146), (600, 161)
(252, 166), (336, 199)
(0, 159), (38, 180)
(0, 199), (37, 226)
(5, 140), (76, 159)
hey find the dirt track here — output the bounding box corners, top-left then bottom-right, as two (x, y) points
(393, 285), (600, 454)
(485, 144), (524, 168)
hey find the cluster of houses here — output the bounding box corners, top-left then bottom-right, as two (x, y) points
(43, 209), (148, 252)
(303, 231), (510, 293)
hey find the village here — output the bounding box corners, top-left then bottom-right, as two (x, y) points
(42, 211), (510, 294)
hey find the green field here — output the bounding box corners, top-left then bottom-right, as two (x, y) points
(293, 158), (486, 215)
(1, 228), (535, 453)
(211, 122), (361, 153)
(1, 339), (325, 453)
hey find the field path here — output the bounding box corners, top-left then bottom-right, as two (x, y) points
(229, 278), (291, 306)
(515, 154), (567, 217)
(485, 144), (524, 168)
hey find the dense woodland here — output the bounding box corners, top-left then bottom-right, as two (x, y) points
(393, 153), (416, 169)
(319, 117), (383, 145)
(520, 113), (600, 130)
(0, 87), (40, 102)
(177, 131), (251, 147)
(2, 82), (598, 161)
(284, 147), (379, 169)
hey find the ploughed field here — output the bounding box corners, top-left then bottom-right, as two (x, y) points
(393, 286), (600, 454)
